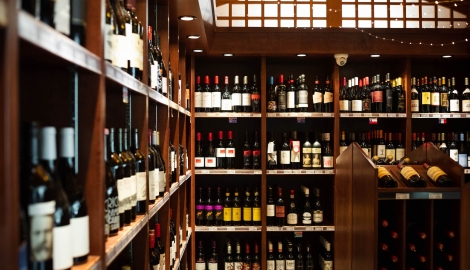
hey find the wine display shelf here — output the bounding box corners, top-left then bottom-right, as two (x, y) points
(18, 10), (101, 74)
(412, 113), (470, 118)
(194, 112), (262, 118)
(378, 190), (461, 200)
(172, 228), (192, 270)
(339, 112), (407, 118)
(195, 169), (263, 175)
(179, 171), (192, 186)
(266, 225), (335, 232)
(149, 192), (171, 219)
(70, 255), (101, 270)
(266, 112), (334, 118)
(195, 226), (262, 232)
(266, 169), (335, 175)
(105, 62), (148, 96)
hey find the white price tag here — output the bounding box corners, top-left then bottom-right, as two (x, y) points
(326, 227), (334, 231)
(227, 227), (235, 231)
(201, 170), (209, 174)
(396, 193), (410, 200)
(433, 114), (441, 118)
(452, 114), (461, 118)
(340, 113), (348, 117)
(399, 113), (407, 117)
(227, 170), (235, 174)
(249, 226), (257, 231)
(209, 227), (217, 231)
(465, 169), (470, 174)
(388, 114), (396, 117)
(314, 227), (322, 231)
(379, 114), (387, 117)
(421, 114), (429, 118)
(323, 113), (331, 117)
(429, 193), (443, 199)
(306, 226), (313, 231)
(285, 226), (294, 231)
(364, 113), (372, 117)
(254, 170), (262, 174)
(442, 114), (450, 118)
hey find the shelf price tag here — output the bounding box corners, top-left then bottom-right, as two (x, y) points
(122, 87), (129, 104)
(249, 226), (257, 231)
(364, 113), (372, 117)
(209, 227), (217, 231)
(227, 227), (235, 231)
(323, 113), (332, 117)
(227, 170), (235, 174)
(313, 227), (322, 231)
(395, 193), (410, 200)
(285, 226), (294, 231)
(306, 226), (313, 231)
(429, 193), (443, 199)
(228, 117), (237, 123)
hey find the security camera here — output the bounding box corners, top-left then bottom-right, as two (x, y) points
(334, 54), (348, 66)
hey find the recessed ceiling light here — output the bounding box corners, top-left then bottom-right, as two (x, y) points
(223, 53), (234, 56)
(187, 35), (200, 39)
(371, 54), (380, 57)
(442, 55), (452, 58)
(297, 53), (307, 57)
(193, 49), (203, 53)
(179, 16), (196, 21)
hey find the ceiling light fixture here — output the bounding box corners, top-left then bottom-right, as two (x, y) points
(193, 49), (203, 53)
(179, 15), (196, 21)
(223, 54), (234, 56)
(297, 53), (307, 57)
(442, 55), (452, 58)
(186, 35), (200, 39)
(371, 54), (380, 57)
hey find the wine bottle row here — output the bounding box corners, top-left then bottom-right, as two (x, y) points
(266, 235), (333, 270)
(411, 131), (469, 167)
(267, 185), (324, 227)
(196, 186), (261, 227)
(148, 213), (180, 270)
(411, 76), (470, 113)
(22, 123), (89, 269)
(396, 162), (454, 187)
(267, 131), (334, 170)
(195, 75), (261, 113)
(339, 73), (405, 113)
(195, 130), (260, 169)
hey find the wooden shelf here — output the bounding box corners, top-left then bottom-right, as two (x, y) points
(195, 112), (262, 118)
(339, 112), (407, 118)
(105, 62), (147, 95)
(17, 10), (101, 74)
(267, 112), (334, 118)
(179, 171), (191, 186)
(195, 169), (262, 175)
(148, 88), (169, 106)
(149, 192), (171, 219)
(105, 214), (149, 266)
(170, 182), (179, 196)
(70, 255), (101, 270)
(266, 225), (335, 232)
(267, 169), (335, 175)
(172, 259), (181, 270)
(179, 228), (192, 261)
(195, 226), (262, 232)
(412, 113), (470, 118)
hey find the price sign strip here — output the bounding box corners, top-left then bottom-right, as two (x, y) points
(195, 169), (263, 175)
(195, 113), (262, 118)
(195, 226), (262, 232)
(266, 226), (335, 231)
(378, 191), (460, 200)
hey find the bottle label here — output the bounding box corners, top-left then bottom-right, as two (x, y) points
(286, 260), (295, 270)
(339, 146), (348, 154)
(267, 204), (275, 217)
(339, 100), (348, 111)
(208, 263), (218, 270)
(232, 93), (242, 106)
(449, 149), (459, 162)
(324, 92), (333, 103)
(212, 92), (221, 108)
(268, 151), (277, 167)
(361, 147), (369, 156)
(105, 194), (120, 231)
(104, 24), (113, 62)
(70, 216), (90, 257)
(449, 99), (459, 112)
(225, 262), (234, 270)
(124, 24), (133, 63)
(275, 206), (285, 218)
(222, 99), (232, 111)
(377, 145), (386, 158)
(122, 176), (131, 210)
(253, 150), (261, 167)
(136, 172), (146, 201)
(431, 92), (440, 106)
(243, 262), (251, 270)
(421, 92), (430, 105)
(150, 64), (159, 89)
(205, 157), (216, 168)
(159, 171), (165, 193)
(252, 262), (261, 270)
(214, 205), (223, 221)
(224, 207), (232, 221)
(161, 76), (168, 94)
(462, 100), (470, 112)
(203, 92), (212, 108)
(324, 260), (333, 270)
(111, 34), (118, 67)
(440, 93), (449, 107)
(291, 145), (300, 163)
(278, 91), (287, 110)
(268, 142), (274, 153)
(373, 91), (383, 103)
(385, 149), (395, 162)
(298, 90), (309, 106)
(459, 154), (468, 167)
(226, 148), (236, 157)
(287, 92), (295, 109)
(194, 92), (202, 108)
(323, 156), (334, 168)
(411, 99), (419, 112)
(232, 207), (241, 221)
(130, 174), (137, 205)
(216, 148), (226, 157)
(395, 148), (405, 161)
(151, 169), (158, 199)
(53, 224), (73, 269)
(131, 33), (140, 68)
(242, 93), (252, 106)
(195, 157), (204, 168)
(55, 0), (70, 35)
(253, 207), (261, 221)
(268, 100), (277, 111)
(171, 151), (176, 172)
(313, 210), (323, 223)
(196, 205), (204, 223)
(287, 213), (297, 224)
(116, 35), (128, 69)
(267, 260), (275, 270)
(302, 147), (312, 168)
(280, 150), (290, 164)
(243, 207), (252, 221)
(28, 201), (55, 262)
(276, 260), (285, 270)
(362, 98), (371, 111)
(352, 100), (362, 112)
(312, 91), (323, 104)
(195, 263), (205, 270)
(312, 151), (321, 168)
(302, 212), (312, 224)
(205, 205), (214, 221)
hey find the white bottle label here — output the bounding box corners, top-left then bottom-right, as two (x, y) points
(28, 201), (55, 262)
(324, 260), (333, 270)
(287, 92), (295, 109)
(313, 92), (323, 104)
(152, 169), (158, 199)
(339, 100), (349, 111)
(221, 99), (232, 111)
(138, 38), (143, 70)
(280, 150), (290, 164)
(123, 176), (132, 210)
(302, 212), (312, 224)
(159, 171), (165, 193)
(449, 149), (459, 162)
(153, 264), (160, 270)
(242, 93), (252, 106)
(235, 262), (243, 270)
(195, 92), (202, 108)
(352, 100), (362, 112)
(267, 204), (275, 217)
(462, 100), (470, 112)
(267, 260), (275, 270)
(208, 263), (218, 270)
(298, 90), (309, 107)
(287, 213), (297, 225)
(431, 92), (440, 106)
(212, 92), (221, 108)
(385, 149), (395, 162)
(459, 154), (468, 167)
(131, 33), (140, 68)
(205, 157), (216, 167)
(226, 148), (236, 157)
(116, 35), (128, 69)
(203, 92), (212, 108)
(231, 93), (242, 106)
(125, 24), (132, 63)
(195, 263), (205, 270)
(323, 156), (334, 168)
(130, 175), (137, 205)
(70, 216), (90, 258)
(216, 148), (226, 157)
(104, 24), (113, 62)
(377, 145), (386, 158)
(160, 254), (165, 270)
(117, 179), (125, 213)
(449, 99), (459, 112)
(150, 64), (158, 89)
(136, 172), (147, 201)
(313, 210), (323, 223)
(285, 260), (295, 270)
(276, 260), (285, 270)
(162, 77), (168, 94)
(396, 148), (405, 161)
(171, 151), (176, 172)
(195, 157), (204, 168)
(54, 0), (70, 35)
(361, 147), (369, 156)
(225, 262), (234, 270)
(53, 225), (73, 269)
(324, 92), (333, 103)
(411, 99), (419, 112)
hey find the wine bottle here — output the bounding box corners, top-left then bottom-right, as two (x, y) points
(243, 131), (252, 169)
(205, 187), (214, 226)
(385, 132), (395, 163)
(322, 133), (334, 168)
(130, 129), (146, 214)
(423, 163), (453, 187)
(252, 187), (261, 226)
(305, 244), (314, 270)
(111, 0), (128, 69)
(205, 132), (216, 169)
(280, 133), (291, 169)
(168, 59), (174, 101)
(267, 131), (278, 170)
(123, 129), (137, 220)
(224, 188), (232, 226)
(208, 240), (218, 270)
(243, 243), (252, 270)
(125, 0), (140, 80)
(195, 240), (206, 269)
(339, 131), (348, 154)
(196, 187), (205, 226)
(58, 128), (89, 264)
(232, 188), (242, 226)
(286, 74), (296, 112)
(395, 133), (405, 162)
(221, 76), (233, 112)
(397, 163), (427, 187)
(352, 77), (363, 112)
(169, 210), (177, 266)
(276, 242), (285, 270)
(118, 129), (132, 225)
(378, 167), (398, 187)
(178, 143), (184, 176)
(287, 190), (297, 226)
(251, 74), (261, 112)
(339, 77), (349, 112)
(104, 0), (115, 64)
(214, 187), (224, 226)
(251, 242), (261, 270)
(226, 131), (236, 169)
(108, 128), (125, 228)
(462, 77), (470, 112)
(39, 127), (73, 270)
(285, 244), (295, 270)
(149, 230), (160, 270)
(297, 74), (308, 112)
(410, 77), (419, 112)
(448, 132), (459, 162)
(276, 187), (285, 227)
(277, 75), (287, 112)
(169, 139), (177, 183)
(302, 132), (312, 169)
(243, 187), (252, 226)
(439, 76), (449, 113)
(290, 131), (301, 169)
(449, 77), (459, 112)
(267, 241), (275, 270)
(234, 238), (243, 270)
(253, 131), (261, 169)
(301, 186), (312, 225)
(212, 75), (221, 112)
(267, 76), (277, 112)
(202, 75), (212, 112)
(458, 132), (468, 167)
(383, 73), (393, 112)
(310, 75), (322, 112)
(152, 131), (166, 197)
(267, 186), (275, 227)
(195, 76), (203, 112)
(195, 132), (204, 168)
(313, 188), (323, 224)
(430, 76), (440, 112)
(324, 76), (333, 112)
(372, 74), (384, 112)
(155, 223), (165, 270)
(225, 239), (234, 269)
(312, 132), (322, 169)
(242, 75), (252, 112)
(147, 130), (157, 202)
(420, 76), (430, 113)
(232, 76), (242, 112)
(104, 129), (120, 236)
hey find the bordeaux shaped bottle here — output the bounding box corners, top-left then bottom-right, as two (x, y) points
(214, 187), (224, 226)
(423, 163), (453, 187)
(147, 130), (157, 202)
(118, 128), (132, 225)
(277, 75), (287, 112)
(216, 131), (225, 169)
(155, 223), (166, 270)
(152, 131), (166, 197)
(301, 186), (312, 225)
(195, 132), (204, 169)
(232, 188), (242, 226)
(243, 243), (252, 270)
(226, 131), (236, 169)
(108, 128), (125, 228)
(302, 132), (312, 169)
(251, 74), (261, 112)
(224, 188), (232, 226)
(312, 75), (323, 112)
(243, 131), (252, 169)
(397, 163), (427, 187)
(280, 133), (291, 169)
(276, 242), (285, 270)
(267, 241), (275, 270)
(104, 129), (120, 236)
(286, 74), (296, 112)
(267, 76), (277, 112)
(225, 239), (234, 269)
(195, 76), (203, 112)
(205, 132), (216, 169)
(290, 131), (301, 169)
(243, 187), (252, 226)
(287, 190), (297, 226)
(252, 187), (261, 226)
(196, 187), (204, 226)
(212, 75), (221, 112)
(195, 240), (205, 269)
(123, 129), (137, 221)
(208, 240), (218, 270)
(267, 131), (277, 170)
(242, 75), (252, 112)
(221, 76), (233, 112)
(253, 131), (261, 169)
(232, 76), (242, 112)
(205, 187), (214, 226)
(276, 188), (285, 227)
(169, 139), (176, 183)
(313, 188), (323, 224)
(131, 129), (147, 214)
(234, 238), (243, 270)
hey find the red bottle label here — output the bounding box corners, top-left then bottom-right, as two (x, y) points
(275, 206), (285, 217)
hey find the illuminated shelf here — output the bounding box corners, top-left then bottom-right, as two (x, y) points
(105, 62), (148, 95)
(149, 192), (170, 219)
(267, 112), (334, 118)
(195, 169), (262, 175)
(378, 190), (461, 200)
(70, 255), (101, 270)
(179, 171), (191, 186)
(266, 225), (335, 232)
(195, 226), (262, 232)
(148, 88), (169, 106)
(267, 169), (335, 175)
(195, 112), (261, 118)
(340, 113), (407, 118)
(412, 113), (470, 118)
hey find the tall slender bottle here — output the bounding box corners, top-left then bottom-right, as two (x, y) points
(118, 129), (132, 224)
(225, 239), (234, 269)
(125, 0), (141, 80)
(322, 133), (334, 168)
(462, 78), (470, 112)
(449, 77), (459, 112)
(123, 129), (137, 221)
(212, 75), (221, 112)
(431, 76), (440, 112)
(147, 130), (157, 201)
(208, 240), (218, 270)
(131, 129), (146, 214)
(267, 76), (277, 112)
(169, 139), (176, 184)
(108, 128), (124, 228)
(243, 131), (252, 169)
(242, 76), (252, 112)
(253, 131), (261, 169)
(221, 76), (233, 112)
(105, 0), (115, 64)
(410, 77), (419, 113)
(252, 187), (261, 226)
(302, 132), (312, 169)
(372, 74), (383, 112)
(195, 76), (202, 112)
(290, 131), (301, 169)
(216, 131), (225, 169)
(267, 131), (277, 170)
(286, 74), (296, 112)
(267, 186), (275, 226)
(111, 0), (128, 71)
(251, 74), (261, 112)
(277, 75), (287, 112)
(196, 187), (204, 226)
(384, 73), (393, 112)
(104, 129), (120, 236)
(205, 132), (216, 169)
(313, 188), (323, 224)
(301, 186), (313, 225)
(205, 187), (214, 226)
(287, 190), (297, 226)
(224, 188), (232, 226)
(226, 131), (236, 169)
(232, 188), (242, 226)
(280, 133), (291, 169)
(276, 242), (285, 270)
(152, 131), (166, 197)
(324, 76), (333, 112)
(243, 187), (252, 226)
(267, 241), (275, 270)
(276, 188), (285, 227)
(202, 75), (212, 112)
(232, 76), (242, 112)
(214, 187), (224, 226)
(155, 223), (165, 270)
